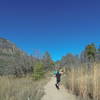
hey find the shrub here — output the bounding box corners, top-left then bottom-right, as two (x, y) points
(33, 61), (45, 80)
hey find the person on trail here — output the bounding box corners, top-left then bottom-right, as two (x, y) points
(54, 69), (64, 89)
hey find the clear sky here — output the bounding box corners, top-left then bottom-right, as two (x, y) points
(0, 0), (100, 61)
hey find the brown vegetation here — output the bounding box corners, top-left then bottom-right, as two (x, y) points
(63, 63), (100, 100)
(0, 76), (47, 100)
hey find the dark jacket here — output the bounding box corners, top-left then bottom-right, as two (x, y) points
(56, 72), (61, 81)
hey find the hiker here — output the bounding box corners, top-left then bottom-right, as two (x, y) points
(54, 69), (64, 89)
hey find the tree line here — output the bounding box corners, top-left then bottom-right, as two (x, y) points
(0, 38), (99, 79)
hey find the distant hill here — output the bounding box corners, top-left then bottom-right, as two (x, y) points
(0, 38), (34, 76)
(0, 38), (26, 56)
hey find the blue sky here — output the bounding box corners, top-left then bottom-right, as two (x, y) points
(0, 0), (100, 61)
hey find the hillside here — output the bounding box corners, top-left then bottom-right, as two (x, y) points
(0, 38), (34, 75)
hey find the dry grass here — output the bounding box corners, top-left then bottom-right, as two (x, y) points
(0, 75), (47, 100)
(63, 63), (100, 100)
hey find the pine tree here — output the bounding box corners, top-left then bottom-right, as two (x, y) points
(85, 43), (96, 62)
(33, 61), (44, 80)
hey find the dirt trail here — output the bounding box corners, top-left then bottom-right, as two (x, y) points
(41, 77), (78, 100)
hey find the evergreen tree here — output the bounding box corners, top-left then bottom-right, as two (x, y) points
(33, 61), (44, 80)
(85, 43), (96, 62)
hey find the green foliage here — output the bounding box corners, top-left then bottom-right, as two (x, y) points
(85, 43), (96, 62)
(98, 45), (100, 52)
(33, 61), (45, 80)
